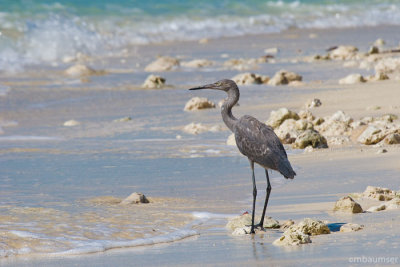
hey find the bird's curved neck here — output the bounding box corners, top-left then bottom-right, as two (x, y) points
(221, 88), (239, 132)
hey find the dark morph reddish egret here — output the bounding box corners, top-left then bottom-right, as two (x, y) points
(190, 79), (296, 234)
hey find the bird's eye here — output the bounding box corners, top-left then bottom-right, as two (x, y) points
(215, 82), (221, 86)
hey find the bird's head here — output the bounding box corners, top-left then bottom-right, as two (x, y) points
(189, 79), (237, 92)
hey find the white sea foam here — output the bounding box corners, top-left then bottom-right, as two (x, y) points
(0, 135), (63, 141)
(50, 229), (198, 256)
(192, 211), (237, 220)
(1, 227), (197, 258)
(0, 1), (399, 72)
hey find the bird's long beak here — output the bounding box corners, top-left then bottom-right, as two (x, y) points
(189, 83), (217, 90)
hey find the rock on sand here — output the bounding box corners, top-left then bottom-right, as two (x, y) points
(119, 192), (150, 205)
(339, 74), (366, 85)
(273, 229), (311, 246)
(182, 122), (221, 135)
(363, 186), (397, 201)
(340, 223), (364, 232)
(231, 72), (269, 85)
(374, 57), (400, 75)
(266, 107), (300, 129)
(64, 64), (103, 77)
(306, 98), (322, 109)
(384, 133), (400, 144)
(357, 125), (383, 145)
(275, 119), (313, 144)
(367, 198), (400, 212)
(181, 59), (213, 68)
(273, 218), (330, 246)
(226, 213), (280, 235)
(184, 97), (216, 111)
(142, 74), (166, 89)
(144, 56), (180, 72)
(268, 70), (302, 86)
(333, 196), (363, 213)
(328, 46), (358, 60)
(293, 129), (328, 149)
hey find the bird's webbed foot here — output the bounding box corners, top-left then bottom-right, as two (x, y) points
(253, 223), (265, 232)
(246, 223), (265, 234)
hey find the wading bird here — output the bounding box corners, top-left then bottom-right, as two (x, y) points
(190, 79), (296, 234)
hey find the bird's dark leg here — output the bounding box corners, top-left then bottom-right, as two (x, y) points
(259, 169), (272, 228)
(249, 160), (257, 234)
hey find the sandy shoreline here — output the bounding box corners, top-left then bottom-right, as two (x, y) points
(1, 24), (400, 266)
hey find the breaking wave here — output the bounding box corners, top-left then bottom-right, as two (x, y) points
(0, 0), (400, 72)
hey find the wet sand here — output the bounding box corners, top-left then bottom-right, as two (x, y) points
(1, 25), (400, 266)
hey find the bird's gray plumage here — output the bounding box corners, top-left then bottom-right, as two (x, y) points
(189, 79), (296, 234)
(234, 115), (295, 179)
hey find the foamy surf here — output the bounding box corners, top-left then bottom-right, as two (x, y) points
(0, 229), (198, 258)
(192, 211), (237, 220)
(53, 229), (198, 256)
(0, 197), (200, 258)
(1, 0), (400, 72)
(0, 135), (63, 141)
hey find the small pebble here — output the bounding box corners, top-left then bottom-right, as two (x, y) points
(377, 149), (387, 154)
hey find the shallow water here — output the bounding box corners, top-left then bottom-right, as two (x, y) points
(0, 76), (305, 258)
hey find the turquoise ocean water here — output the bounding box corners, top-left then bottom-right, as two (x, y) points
(0, 0), (400, 71)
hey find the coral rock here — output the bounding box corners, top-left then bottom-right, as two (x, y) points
(231, 72), (269, 85)
(266, 108), (300, 129)
(232, 226), (252, 235)
(339, 74), (366, 85)
(181, 59), (213, 68)
(182, 122), (221, 135)
(275, 119), (302, 144)
(223, 58), (265, 71)
(145, 56), (180, 72)
(263, 217), (280, 229)
(368, 46), (380, 55)
(340, 223), (364, 232)
(120, 192), (149, 205)
(384, 133), (400, 144)
(333, 196), (363, 213)
(291, 218), (330, 236)
(142, 74), (166, 89)
(306, 98), (322, 109)
(274, 218), (329, 246)
(363, 186), (396, 201)
(329, 46), (358, 60)
(374, 38), (385, 46)
(64, 64), (102, 77)
(357, 125), (383, 145)
(273, 229), (311, 246)
(374, 57), (400, 75)
(184, 97), (216, 111)
(226, 213), (280, 232)
(293, 129), (328, 149)
(298, 110), (316, 121)
(280, 219), (295, 230)
(268, 70), (302, 86)
(226, 213), (252, 231)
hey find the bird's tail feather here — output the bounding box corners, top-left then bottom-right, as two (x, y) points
(279, 159), (296, 179)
